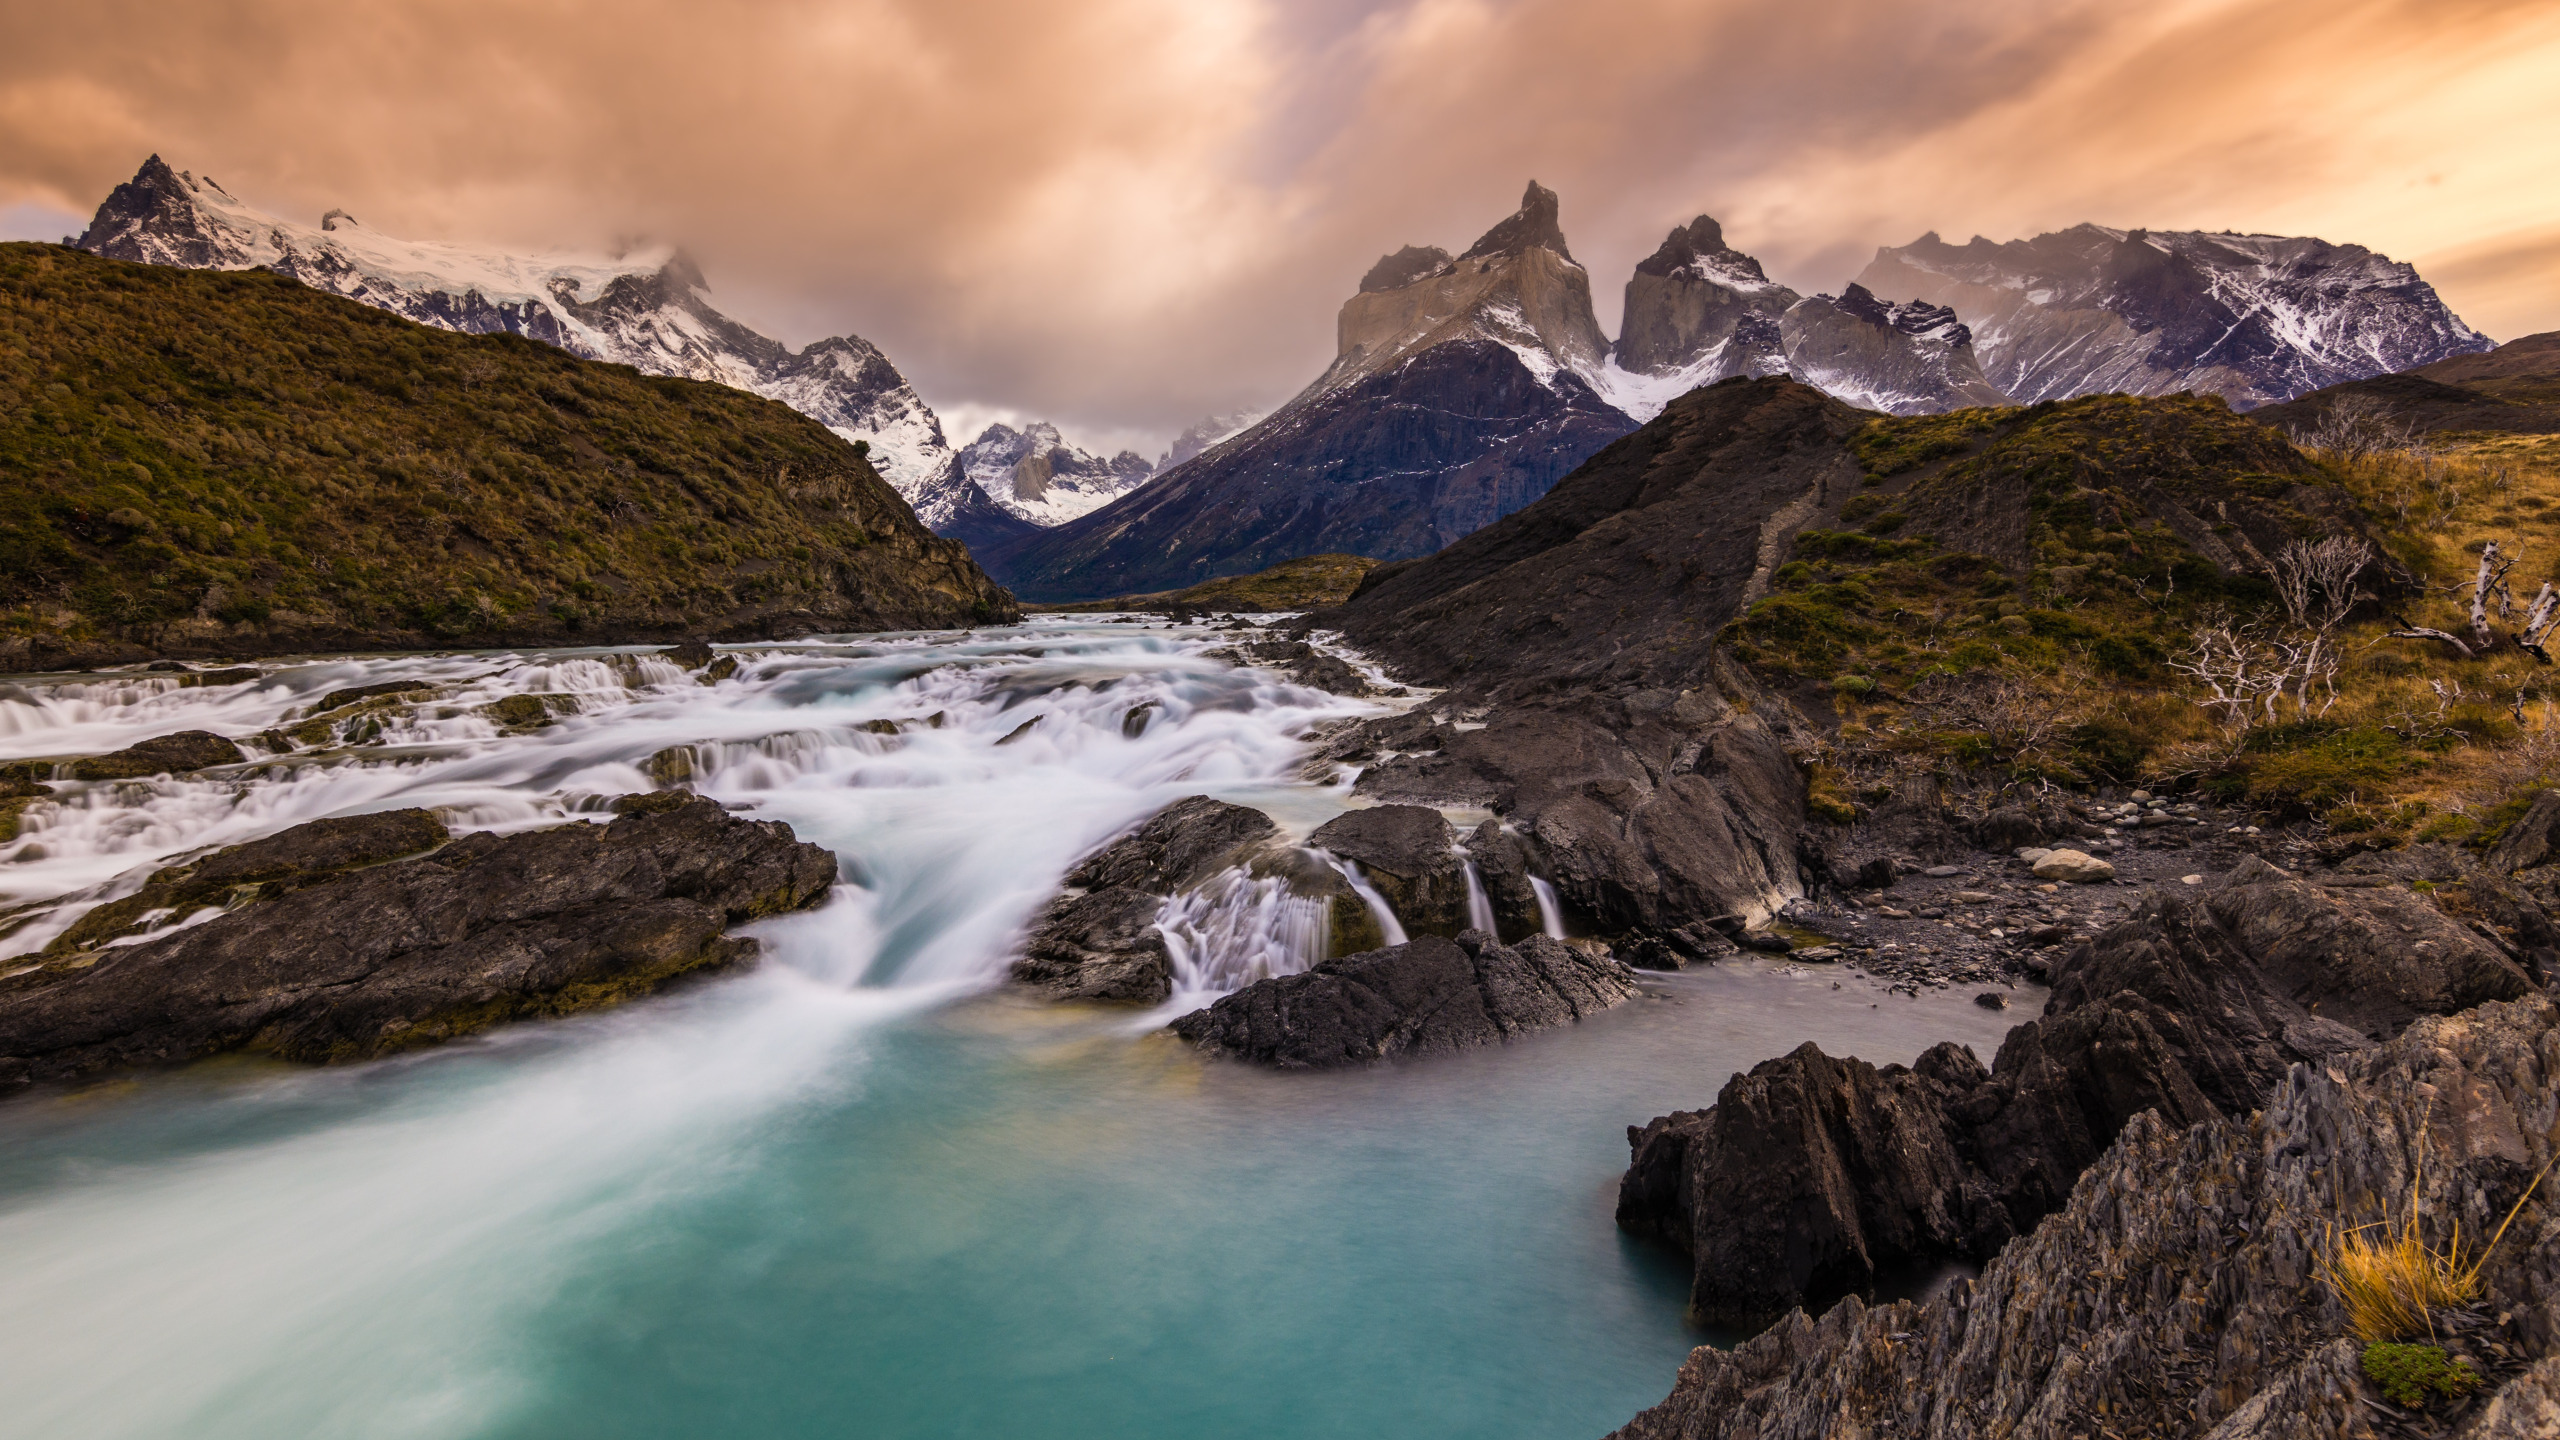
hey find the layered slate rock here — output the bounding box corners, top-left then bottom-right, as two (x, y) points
(1170, 930), (1637, 1069)
(1609, 994), (2560, 1439)
(0, 796), (835, 1086)
(1012, 796), (1284, 1005)
(1614, 857), (2537, 1329)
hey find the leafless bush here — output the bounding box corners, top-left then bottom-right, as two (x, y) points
(2292, 394), (2415, 464)
(2387, 541), (2560, 662)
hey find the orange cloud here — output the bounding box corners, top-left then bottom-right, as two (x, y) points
(2, 0), (2552, 442)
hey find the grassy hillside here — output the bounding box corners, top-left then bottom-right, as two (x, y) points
(0, 243), (1013, 669)
(1730, 391), (2560, 847)
(1038, 554), (1380, 613)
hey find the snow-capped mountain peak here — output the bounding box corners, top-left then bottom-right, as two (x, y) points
(76, 155), (956, 501)
(1855, 224), (2493, 408)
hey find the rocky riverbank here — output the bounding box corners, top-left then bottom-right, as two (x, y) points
(0, 793), (835, 1087)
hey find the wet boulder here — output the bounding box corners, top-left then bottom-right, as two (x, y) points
(1170, 930), (1638, 1069)
(0, 796), (836, 1087)
(1013, 888), (1175, 1004)
(67, 729), (245, 781)
(1242, 640), (1372, 697)
(1067, 796), (1279, 892)
(47, 808), (453, 952)
(1308, 805), (1472, 938)
(1014, 796), (1294, 1004)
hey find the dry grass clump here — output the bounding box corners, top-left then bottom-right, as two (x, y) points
(2319, 1157), (2554, 1343)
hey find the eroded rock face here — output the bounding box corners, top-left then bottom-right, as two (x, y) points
(1169, 930), (1637, 1069)
(1608, 994), (2560, 1440)
(0, 796), (835, 1086)
(1613, 857), (2537, 1332)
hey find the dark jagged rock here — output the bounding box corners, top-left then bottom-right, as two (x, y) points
(1617, 1041), (2014, 1328)
(1607, 995), (2560, 1440)
(0, 796), (834, 1086)
(1458, 180), (1574, 264)
(1360, 244), (1453, 294)
(68, 729), (245, 780)
(47, 808), (452, 952)
(1012, 888), (1175, 1005)
(1065, 797), (1277, 892)
(1241, 640), (1372, 696)
(1346, 693), (1809, 946)
(1169, 930), (1637, 1069)
(1307, 805), (1471, 937)
(1013, 797), (1286, 1004)
(1613, 857), (2536, 1332)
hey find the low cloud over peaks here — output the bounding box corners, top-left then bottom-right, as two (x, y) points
(4, 0), (2554, 444)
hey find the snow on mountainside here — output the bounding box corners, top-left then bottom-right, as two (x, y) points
(76, 156), (957, 499)
(955, 422), (1155, 526)
(1593, 215), (2006, 420)
(1855, 225), (2493, 409)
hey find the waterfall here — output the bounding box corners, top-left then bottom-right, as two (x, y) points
(1314, 849), (1406, 948)
(1529, 877), (1566, 940)
(1460, 853), (1498, 934)
(1154, 866), (1328, 1005)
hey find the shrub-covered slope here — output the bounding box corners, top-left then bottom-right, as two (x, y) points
(0, 243), (1014, 669)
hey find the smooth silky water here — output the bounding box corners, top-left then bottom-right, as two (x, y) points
(0, 621), (2026, 1439)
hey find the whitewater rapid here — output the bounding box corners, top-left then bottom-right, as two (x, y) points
(0, 620), (1384, 1437)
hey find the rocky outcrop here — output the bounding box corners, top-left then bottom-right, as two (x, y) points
(1608, 992), (2560, 1439)
(1318, 379), (1881, 942)
(65, 730), (246, 780)
(1013, 796), (1291, 1004)
(1307, 805), (1473, 937)
(1613, 216), (1798, 380)
(1614, 857), (2538, 1330)
(44, 808), (452, 952)
(1169, 929), (1637, 1068)
(0, 796), (835, 1086)
(1776, 284), (2011, 415)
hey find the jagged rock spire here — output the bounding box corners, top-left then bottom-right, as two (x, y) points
(1460, 181), (1574, 265)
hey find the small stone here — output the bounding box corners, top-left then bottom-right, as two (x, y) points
(2181, 874), (2205, 885)
(1923, 865), (1964, 878)
(2031, 849), (2116, 883)
(2017, 847), (2053, 865)
(2129, 789), (2152, 801)
(1974, 991), (2007, 1009)
(1952, 890), (1995, 903)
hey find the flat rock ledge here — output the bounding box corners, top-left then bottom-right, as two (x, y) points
(1169, 929), (1638, 1068)
(0, 794), (836, 1088)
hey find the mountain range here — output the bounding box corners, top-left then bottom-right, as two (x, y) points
(74, 157), (2497, 599)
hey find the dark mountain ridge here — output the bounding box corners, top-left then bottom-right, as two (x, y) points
(0, 243), (1013, 670)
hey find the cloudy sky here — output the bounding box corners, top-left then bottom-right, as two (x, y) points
(5, 0), (2555, 454)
